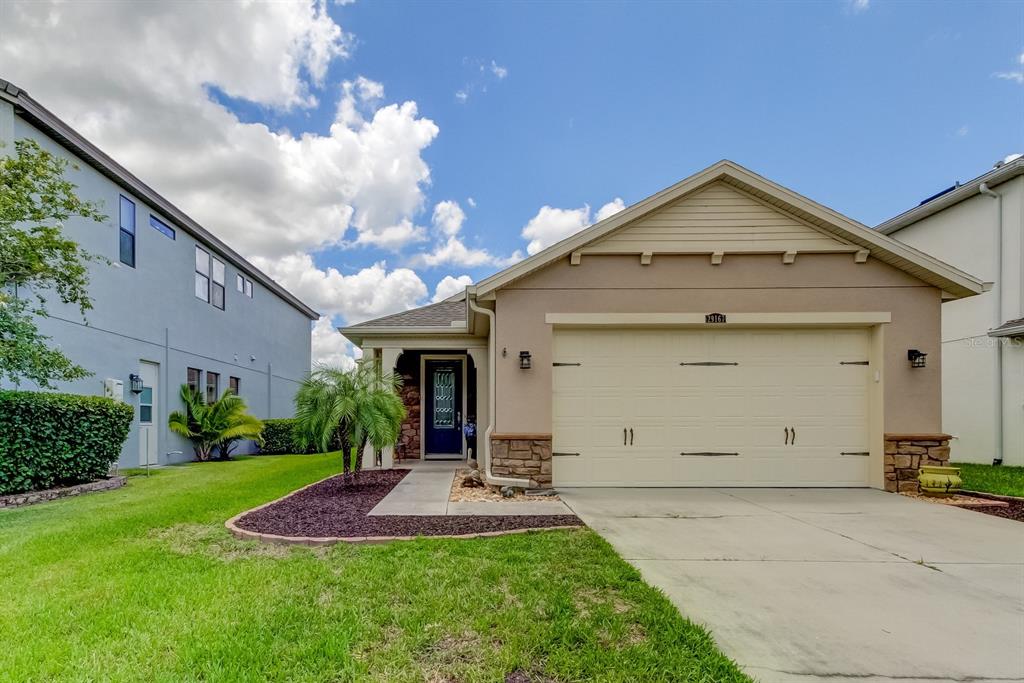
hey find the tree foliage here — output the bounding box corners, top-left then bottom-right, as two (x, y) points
(168, 385), (265, 462)
(0, 138), (107, 387)
(293, 361), (406, 481)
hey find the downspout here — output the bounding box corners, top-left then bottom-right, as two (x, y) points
(467, 294), (532, 488)
(979, 182), (1004, 465)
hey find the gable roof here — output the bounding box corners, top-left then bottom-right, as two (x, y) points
(471, 160), (984, 300)
(877, 157), (1024, 236)
(0, 78), (319, 320)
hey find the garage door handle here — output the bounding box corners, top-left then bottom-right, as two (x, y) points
(791, 427), (796, 445)
(629, 428), (634, 445)
(680, 451), (739, 457)
(624, 428), (627, 446)
(679, 361), (739, 366)
(841, 451), (870, 456)
(784, 427), (791, 445)
(552, 452), (580, 457)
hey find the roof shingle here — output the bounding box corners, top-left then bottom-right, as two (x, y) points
(346, 300), (467, 329)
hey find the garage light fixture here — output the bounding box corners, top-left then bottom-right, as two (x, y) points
(907, 349), (927, 369)
(128, 373), (144, 394)
(519, 351), (532, 370)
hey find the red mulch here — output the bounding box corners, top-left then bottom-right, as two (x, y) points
(235, 469), (583, 538)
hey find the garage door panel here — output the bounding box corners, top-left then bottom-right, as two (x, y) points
(553, 327), (871, 487)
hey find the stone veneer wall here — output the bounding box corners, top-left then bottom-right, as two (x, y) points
(396, 356), (422, 460)
(884, 433), (951, 493)
(490, 434), (552, 487)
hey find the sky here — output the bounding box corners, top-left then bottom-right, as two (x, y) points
(1, 0), (1022, 367)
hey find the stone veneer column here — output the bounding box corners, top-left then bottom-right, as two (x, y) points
(489, 434), (552, 488)
(883, 433), (952, 493)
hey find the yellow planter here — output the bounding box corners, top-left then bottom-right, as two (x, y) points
(917, 466), (962, 497)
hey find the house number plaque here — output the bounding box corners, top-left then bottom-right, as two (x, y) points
(705, 313), (727, 324)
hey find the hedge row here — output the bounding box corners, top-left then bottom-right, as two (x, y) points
(259, 418), (343, 455)
(259, 418), (303, 455)
(0, 390), (134, 495)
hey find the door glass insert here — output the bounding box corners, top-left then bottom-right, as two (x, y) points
(433, 368), (455, 428)
(139, 386), (153, 424)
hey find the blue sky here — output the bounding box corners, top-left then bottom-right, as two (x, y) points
(305, 0), (1022, 285)
(3, 0), (1022, 365)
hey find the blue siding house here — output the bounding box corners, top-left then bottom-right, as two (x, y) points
(1, 79), (317, 468)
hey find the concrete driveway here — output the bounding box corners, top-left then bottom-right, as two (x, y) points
(560, 488), (1024, 683)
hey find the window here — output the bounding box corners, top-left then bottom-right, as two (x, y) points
(194, 247), (210, 302)
(229, 376), (240, 395)
(149, 215), (175, 240)
(236, 274), (244, 292)
(206, 371), (219, 404)
(187, 367), (201, 393)
(119, 196), (136, 267)
(211, 257), (225, 310)
(139, 386), (154, 423)
(244, 279), (253, 298)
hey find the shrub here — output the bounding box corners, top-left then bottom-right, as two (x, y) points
(260, 418), (300, 454)
(0, 390), (133, 495)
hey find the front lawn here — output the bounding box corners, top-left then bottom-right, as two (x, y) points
(954, 462), (1024, 498)
(0, 454), (746, 682)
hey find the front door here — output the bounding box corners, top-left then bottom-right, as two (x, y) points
(424, 359), (463, 458)
(138, 361), (159, 466)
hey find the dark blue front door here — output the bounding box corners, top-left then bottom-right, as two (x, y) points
(424, 359), (463, 457)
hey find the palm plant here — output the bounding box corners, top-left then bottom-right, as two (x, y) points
(293, 361), (406, 483)
(168, 385), (264, 461)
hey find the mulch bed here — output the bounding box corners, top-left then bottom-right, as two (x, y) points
(962, 492), (1024, 522)
(235, 469), (583, 538)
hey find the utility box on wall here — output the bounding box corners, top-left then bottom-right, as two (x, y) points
(103, 378), (125, 403)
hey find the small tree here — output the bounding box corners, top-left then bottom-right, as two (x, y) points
(293, 361), (405, 483)
(1, 139), (107, 388)
(168, 385), (264, 461)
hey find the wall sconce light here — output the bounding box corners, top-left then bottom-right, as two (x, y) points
(519, 351), (532, 370)
(128, 373), (144, 394)
(907, 349), (927, 369)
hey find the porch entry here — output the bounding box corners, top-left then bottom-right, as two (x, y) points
(423, 357), (465, 459)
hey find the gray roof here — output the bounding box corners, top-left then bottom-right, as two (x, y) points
(990, 317), (1024, 338)
(346, 300), (467, 329)
(0, 78), (318, 320)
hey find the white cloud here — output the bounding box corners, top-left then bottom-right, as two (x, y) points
(467, 197), (477, 208)
(595, 198), (627, 222)
(413, 200), (522, 268)
(955, 125), (969, 137)
(520, 197), (626, 256)
(994, 51), (1024, 84)
(432, 275), (473, 302)
(432, 200), (466, 236)
(455, 89), (469, 103)
(252, 253), (427, 325)
(1, 2), (439, 262)
(311, 316), (357, 370)
(848, 0), (870, 13)
(490, 61), (509, 79)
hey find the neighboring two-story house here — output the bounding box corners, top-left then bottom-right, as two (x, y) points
(1, 79), (317, 469)
(878, 156), (1023, 467)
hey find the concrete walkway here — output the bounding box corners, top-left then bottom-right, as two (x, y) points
(560, 487), (1024, 683)
(368, 461), (573, 516)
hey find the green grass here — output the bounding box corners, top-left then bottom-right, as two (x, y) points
(953, 462), (1024, 498)
(0, 454), (747, 682)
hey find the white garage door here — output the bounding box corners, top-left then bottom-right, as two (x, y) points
(552, 328), (871, 487)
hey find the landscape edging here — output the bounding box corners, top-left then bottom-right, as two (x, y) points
(0, 475), (126, 508)
(224, 469), (581, 546)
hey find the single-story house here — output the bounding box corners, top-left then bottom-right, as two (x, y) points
(341, 161), (985, 491)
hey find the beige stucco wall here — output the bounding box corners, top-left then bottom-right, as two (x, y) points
(492, 253), (942, 436)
